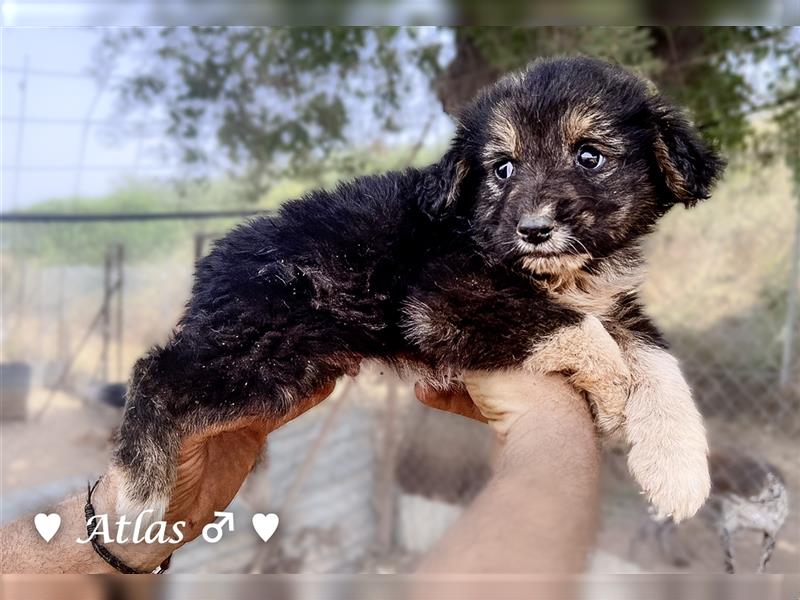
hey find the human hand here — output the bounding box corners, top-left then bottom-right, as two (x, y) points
(93, 380), (336, 570)
(164, 379), (336, 542)
(416, 370), (588, 440)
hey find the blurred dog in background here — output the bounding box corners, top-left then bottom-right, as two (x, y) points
(630, 449), (789, 573)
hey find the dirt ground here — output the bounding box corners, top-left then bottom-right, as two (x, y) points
(2, 387), (798, 575)
(1, 388), (118, 503)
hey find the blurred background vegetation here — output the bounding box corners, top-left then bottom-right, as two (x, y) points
(98, 27), (799, 200)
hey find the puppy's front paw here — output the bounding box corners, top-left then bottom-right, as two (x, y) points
(595, 365), (632, 432)
(627, 437), (710, 523)
(589, 389), (627, 435)
(556, 315), (632, 433)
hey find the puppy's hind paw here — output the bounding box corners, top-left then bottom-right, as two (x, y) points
(109, 465), (170, 526)
(627, 440), (710, 523)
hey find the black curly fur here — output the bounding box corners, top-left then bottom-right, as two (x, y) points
(114, 57), (724, 510)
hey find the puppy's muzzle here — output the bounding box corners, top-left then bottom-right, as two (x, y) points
(517, 215), (554, 245)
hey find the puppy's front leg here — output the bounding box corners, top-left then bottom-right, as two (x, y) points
(525, 316), (710, 521)
(622, 343), (709, 522)
(524, 314), (630, 434)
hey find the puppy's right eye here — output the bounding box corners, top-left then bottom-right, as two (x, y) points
(494, 161), (514, 181)
(576, 145), (605, 170)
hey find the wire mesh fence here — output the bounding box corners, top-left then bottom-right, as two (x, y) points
(1, 59), (799, 575)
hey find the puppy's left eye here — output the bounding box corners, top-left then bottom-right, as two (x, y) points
(576, 145), (606, 170)
(494, 160), (514, 181)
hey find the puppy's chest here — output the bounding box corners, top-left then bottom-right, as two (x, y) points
(543, 269), (640, 319)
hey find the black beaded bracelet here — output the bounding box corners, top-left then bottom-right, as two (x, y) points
(85, 477), (171, 574)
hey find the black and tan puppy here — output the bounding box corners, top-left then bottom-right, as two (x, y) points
(114, 57), (723, 523)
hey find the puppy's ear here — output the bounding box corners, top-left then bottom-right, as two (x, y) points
(649, 101), (726, 208)
(422, 149), (470, 220)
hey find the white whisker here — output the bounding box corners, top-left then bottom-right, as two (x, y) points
(563, 234), (593, 259)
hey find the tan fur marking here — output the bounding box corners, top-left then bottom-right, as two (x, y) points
(521, 254), (592, 283)
(525, 315), (630, 434)
(525, 316), (710, 521)
(562, 106), (599, 145)
(522, 251), (644, 318)
(485, 104), (521, 160)
(548, 261), (645, 318)
(446, 159), (468, 209)
(622, 343), (710, 522)
(560, 104), (622, 151)
(653, 134), (694, 204)
(579, 211), (596, 227)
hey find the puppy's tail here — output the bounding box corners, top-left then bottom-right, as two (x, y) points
(111, 352), (181, 523)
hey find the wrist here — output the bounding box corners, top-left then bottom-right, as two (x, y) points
(89, 473), (175, 572)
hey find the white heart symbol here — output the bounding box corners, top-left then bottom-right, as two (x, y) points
(34, 513), (61, 542)
(251, 513), (279, 542)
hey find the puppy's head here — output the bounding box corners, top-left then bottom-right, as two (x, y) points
(433, 57), (725, 276)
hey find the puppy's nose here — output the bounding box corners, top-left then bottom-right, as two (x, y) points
(517, 215), (555, 244)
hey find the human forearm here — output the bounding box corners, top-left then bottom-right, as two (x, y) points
(2, 474), (176, 574)
(417, 376), (600, 574)
(2, 492), (106, 574)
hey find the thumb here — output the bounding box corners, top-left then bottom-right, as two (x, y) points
(414, 382), (486, 422)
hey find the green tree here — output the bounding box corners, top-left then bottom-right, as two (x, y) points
(102, 26), (800, 201)
(103, 27), (442, 200)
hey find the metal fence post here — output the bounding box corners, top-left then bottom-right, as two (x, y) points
(376, 381), (398, 560)
(779, 192), (800, 389)
(115, 243), (125, 381)
(194, 232), (205, 262)
(100, 248), (112, 384)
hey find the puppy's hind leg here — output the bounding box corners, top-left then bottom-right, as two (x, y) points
(111, 351), (182, 523)
(525, 314), (631, 435)
(112, 337), (343, 524)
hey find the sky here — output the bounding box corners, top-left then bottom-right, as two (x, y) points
(1, 27), (454, 211)
(1, 27), (795, 212)
(1, 28), (180, 210)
